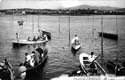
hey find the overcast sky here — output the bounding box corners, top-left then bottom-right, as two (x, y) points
(0, 0), (124, 9)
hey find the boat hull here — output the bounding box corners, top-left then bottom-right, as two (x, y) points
(71, 44), (81, 52)
(98, 32), (118, 40)
(12, 39), (47, 47)
(79, 53), (106, 76)
(24, 49), (48, 80)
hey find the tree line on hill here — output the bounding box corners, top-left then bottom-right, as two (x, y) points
(0, 8), (125, 15)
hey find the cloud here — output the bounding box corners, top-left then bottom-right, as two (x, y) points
(0, 0), (124, 9)
(60, 0), (82, 8)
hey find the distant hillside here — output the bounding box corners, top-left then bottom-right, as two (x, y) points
(66, 5), (120, 10)
(116, 8), (125, 11)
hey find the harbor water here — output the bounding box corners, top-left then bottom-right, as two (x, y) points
(0, 15), (125, 80)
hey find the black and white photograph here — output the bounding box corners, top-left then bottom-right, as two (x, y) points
(0, 0), (125, 80)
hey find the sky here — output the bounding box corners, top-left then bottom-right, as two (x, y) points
(0, 0), (124, 9)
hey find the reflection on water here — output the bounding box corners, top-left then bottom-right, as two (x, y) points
(0, 15), (125, 80)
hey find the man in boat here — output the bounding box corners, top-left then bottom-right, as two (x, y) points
(71, 34), (80, 46)
(18, 63), (27, 80)
(117, 62), (125, 76)
(16, 32), (20, 42)
(0, 59), (13, 80)
(32, 36), (37, 41)
(42, 34), (48, 41)
(90, 52), (96, 62)
(31, 51), (39, 66)
(36, 46), (44, 59)
(27, 36), (31, 41)
(89, 52), (97, 75)
(24, 53), (32, 68)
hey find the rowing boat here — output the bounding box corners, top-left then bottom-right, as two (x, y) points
(71, 38), (81, 52)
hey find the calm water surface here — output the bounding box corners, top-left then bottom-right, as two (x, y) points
(0, 15), (125, 80)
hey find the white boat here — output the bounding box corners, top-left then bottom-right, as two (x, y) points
(79, 53), (106, 76)
(51, 53), (107, 80)
(71, 38), (81, 51)
(12, 39), (48, 47)
(12, 15), (51, 47)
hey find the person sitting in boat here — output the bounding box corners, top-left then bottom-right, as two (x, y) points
(24, 53), (32, 68)
(36, 46), (44, 59)
(16, 32), (20, 41)
(36, 36), (40, 41)
(71, 34), (80, 45)
(31, 51), (39, 66)
(27, 36), (31, 41)
(30, 52), (36, 67)
(117, 62), (125, 76)
(18, 63), (27, 80)
(89, 52), (97, 75)
(89, 52), (96, 62)
(32, 36), (37, 41)
(0, 59), (13, 80)
(42, 34), (48, 41)
(0, 62), (8, 80)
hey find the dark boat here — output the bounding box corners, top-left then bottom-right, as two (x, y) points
(24, 48), (48, 80)
(98, 32), (118, 40)
(106, 61), (125, 76)
(16, 48), (48, 80)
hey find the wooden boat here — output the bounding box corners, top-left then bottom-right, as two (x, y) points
(71, 39), (81, 52)
(13, 15), (51, 47)
(22, 48), (48, 80)
(106, 61), (125, 76)
(78, 53), (106, 76)
(12, 39), (48, 47)
(98, 32), (118, 40)
(51, 53), (107, 80)
(0, 59), (14, 80)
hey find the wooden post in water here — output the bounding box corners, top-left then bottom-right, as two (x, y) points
(68, 10), (71, 47)
(32, 14), (34, 38)
(115, 13), (119, 75)
(58, 10), (61, 33)
(37, 14), (40, 31)
(101, 11), (104, 68)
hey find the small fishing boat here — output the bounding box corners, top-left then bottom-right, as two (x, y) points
(18, 48), (48, 80)
(78, 53), (106, 76)
(13, 15), (51, 47)
(51, 53), (107, 80)
(0, 58), (14, 80)
(12, 39), (48, 47)
(98, 32), (118, 40)
(71, 37), (81, 52)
